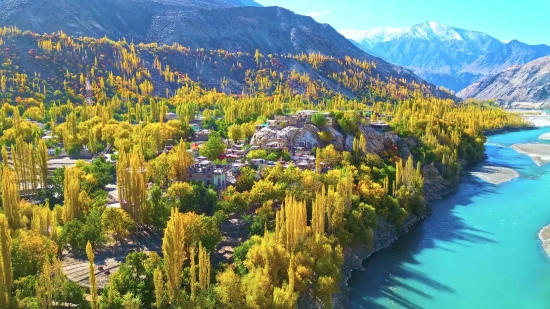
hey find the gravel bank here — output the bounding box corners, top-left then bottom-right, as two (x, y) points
(512, 143), (550, 166)
(470, 165), (519, 185)
(539, 225), (550, 258)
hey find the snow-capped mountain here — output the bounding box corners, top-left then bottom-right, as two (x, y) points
(339, 21), (550, 92)
(339, 27), (409, 49)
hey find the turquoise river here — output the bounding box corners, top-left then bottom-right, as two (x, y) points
(349, 127), (550, 309)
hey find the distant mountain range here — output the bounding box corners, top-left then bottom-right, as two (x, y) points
(340, 21), (550, 92)
(458, 55), (550, 106)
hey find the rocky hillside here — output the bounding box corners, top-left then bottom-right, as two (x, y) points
(458, 55), (550, 106)
(340, 21), (550, 92)
(144, 6), (375, 60)
(0, 0), (259, 40)
(0, 1), (451, 98)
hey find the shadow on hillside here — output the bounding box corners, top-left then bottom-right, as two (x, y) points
(348, 177), (498, 309)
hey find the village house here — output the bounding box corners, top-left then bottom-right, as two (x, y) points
(193, 129), (210, 141)
(264, 111), (334, 130)
(187, 160), (231, 189)
(165, 112), (178, 121)
(267, 115), (298, 129)
(370, 121), (391, 132)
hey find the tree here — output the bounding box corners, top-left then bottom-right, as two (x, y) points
(60, 209), (104, 250)
(199, 131), (226, 161)
(168, 139), (194, 182)
(215, 266), (245, 309)
(162, 208), (189, 303)
(310, 113), (327, 127)
(11, 231), (57, 279)
(2, 166), (21, 229)
(102, 208), (135, 243)
(104, 252), (163, 308)
(87, 241), (99, 309)
(144, 185), (169, 230)
(63, 167), (84, 223)
(36, 139), (49, 190)
(320, 145), (343, 168)
(189, 243), (211, 299)
(117, 149), (146, 224)
(0, 214), (13, 307)
(35, 260), (53, 309)
(154, 267), (165, 308)
(166, 182), (217, 214)
(227, 125), (243, 144)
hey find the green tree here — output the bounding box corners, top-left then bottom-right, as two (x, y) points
(102, 252), (163, 308)
(310, 113), (327, 127)
(199, 131), (226, 161)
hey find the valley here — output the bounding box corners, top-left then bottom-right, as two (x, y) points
(0, 1), (546, 309)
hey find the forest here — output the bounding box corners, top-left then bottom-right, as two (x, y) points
(0, 26), (527, 308)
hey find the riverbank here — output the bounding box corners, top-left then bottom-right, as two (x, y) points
(332, 125), (538, 309)
(332, 208), (433, 309)
(347, 127), (550, 308)
(331, 168), (462, 309)
(484, 125), (537, 136)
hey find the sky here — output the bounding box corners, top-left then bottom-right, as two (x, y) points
(255, 0), (549, 45)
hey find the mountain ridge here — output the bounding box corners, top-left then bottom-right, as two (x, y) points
(458, 55), (550, 106)
(340, 21), (550, 92)
(0, 0), (452, 100)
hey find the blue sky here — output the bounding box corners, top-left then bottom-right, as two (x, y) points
(255, 0), (549, 45)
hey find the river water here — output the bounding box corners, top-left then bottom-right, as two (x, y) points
(349, 128), (550, 309)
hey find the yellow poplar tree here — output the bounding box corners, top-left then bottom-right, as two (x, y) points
(36, 138), (49, 189)
(35, 259), (53, 309)
(63, 167), (83, 223)
(162, 208), (188, 303)
(117, 148), (146, 223)
(2, 166), (21, 229)
(0, 214), (13, 307)
(311, 186), (326, 241)
(154, 267), (165, 308)
(86, 241), (99, 309)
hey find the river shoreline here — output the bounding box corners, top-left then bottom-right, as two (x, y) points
(333, 125), (538, 309)
(332, 170), (462, 309)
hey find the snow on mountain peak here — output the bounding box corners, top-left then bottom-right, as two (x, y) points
(409, 21), (464, 41)
(339, 27), (409, 47)
(339, 21), (502, 53)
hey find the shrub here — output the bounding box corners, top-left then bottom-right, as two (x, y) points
(311, 113), (327, 127)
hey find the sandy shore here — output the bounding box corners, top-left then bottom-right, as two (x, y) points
(539, 225), (550, 258)
(512, 143), (550, 166)
(526, 116), (550, 127)
(508, 109), (550, 127)
(470, 165), (519, 185)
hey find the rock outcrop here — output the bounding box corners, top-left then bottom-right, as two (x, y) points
(251, 123), (403, 156)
